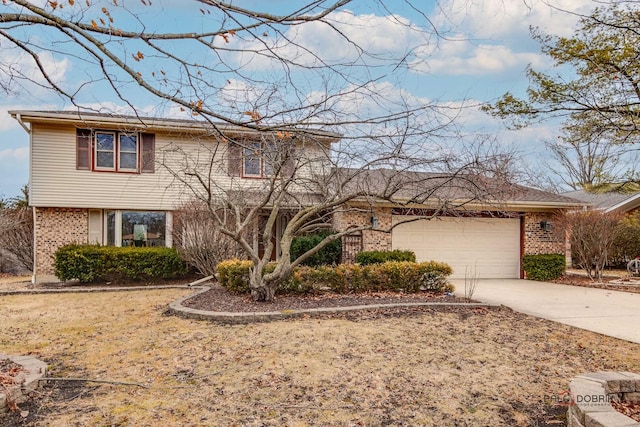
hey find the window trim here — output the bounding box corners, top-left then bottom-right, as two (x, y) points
(242, 141), (279, 178)
(86, 130), (149, 174)
(117, 132), (139, 172)
(94, 131), (117, 171)
(242, 141), (263, 178)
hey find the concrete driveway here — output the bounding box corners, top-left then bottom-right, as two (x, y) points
(450, 278), (640, 344)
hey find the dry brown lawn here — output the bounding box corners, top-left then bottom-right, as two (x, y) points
(1, 289), (640, 426)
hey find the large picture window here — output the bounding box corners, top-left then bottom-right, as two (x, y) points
(105, 210), (168, 247)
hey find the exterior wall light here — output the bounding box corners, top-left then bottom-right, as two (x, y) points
(540, 220), (553, 232)
(371, 216), (379, 228)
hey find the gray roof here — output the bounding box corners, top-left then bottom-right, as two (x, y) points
(339, 168), (583, 208)
(562, 189), (640, 211)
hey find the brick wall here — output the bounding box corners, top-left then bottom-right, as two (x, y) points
(333, 207), (567, 264)
(34, 207), (88, 278)
(332, 207), (392, 263)
(524, 212), (565, 255)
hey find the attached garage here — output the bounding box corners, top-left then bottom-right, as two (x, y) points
(392, 215), (521, 279)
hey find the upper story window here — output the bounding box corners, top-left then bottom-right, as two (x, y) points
(242, 141), (279, 178)
(95, 131), (116, 170)
(76, 128), (155, 173)
(118, 133), (139, 171)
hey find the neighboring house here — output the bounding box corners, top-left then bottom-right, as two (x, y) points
(562, 190), (640, 215)
(10, 110), (582, 283)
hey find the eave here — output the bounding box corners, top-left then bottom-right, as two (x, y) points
(9, 110), (342, 143)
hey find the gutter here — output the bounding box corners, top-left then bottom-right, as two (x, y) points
(14, 113), (30, 134)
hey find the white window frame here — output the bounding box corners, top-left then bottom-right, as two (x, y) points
(104, 210), (173, 248)
(118, 133), (139, 171)
(243, 141), (278, 178)
(94, 131), (116, 171)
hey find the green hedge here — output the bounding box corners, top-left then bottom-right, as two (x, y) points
(356, 250), (416, 265)
(216, 259), (453, 295)
(522, 254), (566, 281)
(54, 244), (188, 283)
(290, 231), (342, 267)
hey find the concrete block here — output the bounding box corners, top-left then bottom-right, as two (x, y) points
(623, 392), (640, 403)
(620, 373), (640, 393)
(570, 378), (615, 424)
(585, 411), (639, 427)
(568, 407), (586, 427)
(579, 372), (629, 394)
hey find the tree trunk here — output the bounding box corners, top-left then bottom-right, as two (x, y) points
(248, 260), (292, 302)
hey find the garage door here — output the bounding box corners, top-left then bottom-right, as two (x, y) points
(392, 216), (521, 279)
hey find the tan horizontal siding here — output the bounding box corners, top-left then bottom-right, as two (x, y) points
(30, 124), (326, 210)
(30, 124), (225, 209)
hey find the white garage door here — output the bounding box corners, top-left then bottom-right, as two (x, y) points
(392, 216), (521, 279)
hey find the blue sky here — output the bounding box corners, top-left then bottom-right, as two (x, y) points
(0, 0), (599, 198)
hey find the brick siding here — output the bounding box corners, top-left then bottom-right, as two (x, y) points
(34, 207), (88, 277)
(523, 212), (565, 255)
(332, 207), (392, 263)
(334, 207), (567, 264)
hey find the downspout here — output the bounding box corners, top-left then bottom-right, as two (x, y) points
(14, 114), (36, 283)
(15, 114), (30, 134)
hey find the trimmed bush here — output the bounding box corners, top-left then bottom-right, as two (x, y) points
(216, 259), (253, 293)
(522, 254), (566, 281)
(54, 244), (188, 283)
(290, 231), (342, 267)
(216, 259), (453, 295)
(356, 250), (416, 265)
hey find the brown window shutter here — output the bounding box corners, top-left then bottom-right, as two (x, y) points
(283, 143), (296, 178)
(76, 129), (91, 170)
(141, 133), (155, 173)
(228, 141), (242, 177)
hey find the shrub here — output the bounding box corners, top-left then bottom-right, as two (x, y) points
(216, 259), (253, 293)
(173, 203), (244, 277)
(216, 259), (453, 295)
(356, 250), (416, 265)
(290, 231), (342, 267)
(522, 254), (566, 281)
(611, 212), (640, 266)
(54, 244), (188, 283)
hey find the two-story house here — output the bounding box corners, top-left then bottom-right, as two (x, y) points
(10, 110), (582, 283)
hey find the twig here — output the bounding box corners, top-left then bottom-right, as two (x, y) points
(38, 377), (148, 388)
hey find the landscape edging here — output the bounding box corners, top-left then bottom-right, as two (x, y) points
(567, 371), (640, 427)
(168, 286), (496, 324)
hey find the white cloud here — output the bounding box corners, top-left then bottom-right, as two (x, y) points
(433, 0), (595, 40)
(224, 9), (428, 70)
(0, 48), (70, 97)
(0, 147), (28, 162)
(414, 43), (547, 75)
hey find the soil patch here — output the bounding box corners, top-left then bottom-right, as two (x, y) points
(183, 283), (466, 313)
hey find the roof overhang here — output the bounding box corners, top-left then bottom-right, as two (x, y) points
(346, 198), (586, 211)
(9, 110), (342, 143)
(605, 193), (640, 213)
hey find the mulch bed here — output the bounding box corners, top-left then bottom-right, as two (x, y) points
(551, 273), (640, 294)
(183, 284), (467, 313)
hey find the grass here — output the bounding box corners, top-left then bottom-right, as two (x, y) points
(1, 289), (640, 426)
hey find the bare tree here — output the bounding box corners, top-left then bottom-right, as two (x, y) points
(557, 210), (621, 281)
(0, 187), (33, 273)
(173, 201), (244, 277)
(543, 114), (640, 191)
(0, 2), (517, 300)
